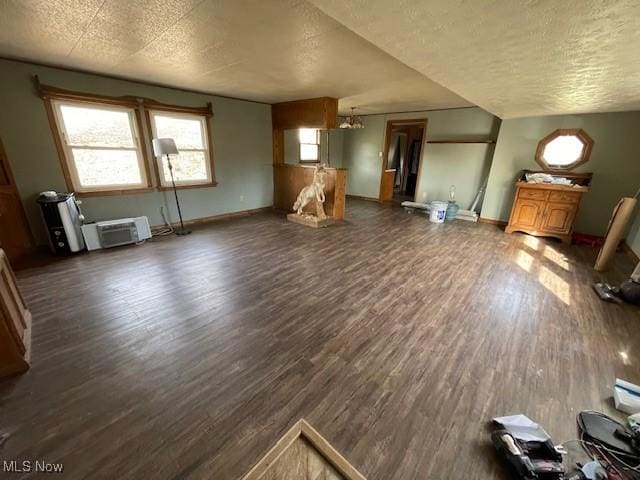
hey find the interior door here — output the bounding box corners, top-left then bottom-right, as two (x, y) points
(380, 169), (395, 202)
(511, 199), (544, 230)
(0, 138), (32, 262)
(540, 202), (576, 234)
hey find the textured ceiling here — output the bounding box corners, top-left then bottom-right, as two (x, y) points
(307, 0), (640, 118)
(0, 0), (469, 114)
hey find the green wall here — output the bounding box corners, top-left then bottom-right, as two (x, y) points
(0, 59), (273, 244)
(483, 112), (640, 241)
(341, 107), (500, 208)
(341, 115), (387, 199)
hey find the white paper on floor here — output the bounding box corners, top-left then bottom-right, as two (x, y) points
(493, 414), (551, 442)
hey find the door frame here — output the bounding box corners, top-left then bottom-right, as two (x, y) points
(0, 137), (34, 259)
(378, 118), (428, 202)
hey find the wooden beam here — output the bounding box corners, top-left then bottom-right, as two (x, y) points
(271, 97), (338, 130)
(272, 129), (284, 166)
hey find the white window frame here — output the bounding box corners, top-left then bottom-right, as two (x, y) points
(299, 129), (320, 163)
(51, 99), (149, 194)
(148, 110), (213, 188)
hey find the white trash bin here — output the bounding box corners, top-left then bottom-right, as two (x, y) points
(429, 201), (448, 223)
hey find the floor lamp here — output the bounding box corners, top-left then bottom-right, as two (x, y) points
(152, 138), (191, 236)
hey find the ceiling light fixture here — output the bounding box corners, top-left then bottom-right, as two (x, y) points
(339, 107), (364, 129)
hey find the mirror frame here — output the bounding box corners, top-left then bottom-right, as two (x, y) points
(534, 128), (594, 172)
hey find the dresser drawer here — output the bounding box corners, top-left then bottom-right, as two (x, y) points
(518, 188), (547, 201)
(548, 191), (580, 204)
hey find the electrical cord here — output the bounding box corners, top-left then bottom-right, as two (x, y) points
(562, 437), (640, 474)
(152, 206), (175, 237)
(562, 438), (640, 462)
(571, 411), (640, 480)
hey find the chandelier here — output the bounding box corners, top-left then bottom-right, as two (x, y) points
(339, 107), (364, 129)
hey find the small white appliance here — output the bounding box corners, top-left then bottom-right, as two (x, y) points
(81, 217), (151, 251)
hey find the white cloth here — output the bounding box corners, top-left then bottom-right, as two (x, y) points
(493, 414), (551, 442)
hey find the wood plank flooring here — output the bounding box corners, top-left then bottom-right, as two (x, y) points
(261, 437), (343, 480)
(1, 199), (639, 479)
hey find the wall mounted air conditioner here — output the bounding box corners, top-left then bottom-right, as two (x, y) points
(81, 217), (151, 251)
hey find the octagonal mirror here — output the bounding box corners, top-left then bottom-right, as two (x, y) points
(535, 128), (594, 171)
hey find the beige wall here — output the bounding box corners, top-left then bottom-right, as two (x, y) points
(0, 59), (274, 244)
(341, 107), (500, 208)
(482, 112), (640, 242)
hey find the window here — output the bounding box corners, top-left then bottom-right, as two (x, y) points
(51, 100), (149, 193)
(299, 128), (320, 162)
(542, 136), (584, 166)
(535, 128), (594, 171)
(148, 111), (214, 188)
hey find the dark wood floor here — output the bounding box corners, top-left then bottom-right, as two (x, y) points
(2, 199), (639, 479)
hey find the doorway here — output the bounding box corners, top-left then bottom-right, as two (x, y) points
(0, 138), (33, 263)
(379, 119), (427, 203)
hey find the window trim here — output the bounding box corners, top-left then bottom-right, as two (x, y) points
(299, 129), (320, 163)
(42, 95), (153, 197)
(49, 99), (152, 195)
(146, 109), (217, 190)
(37, 78), (216, 195)
(534, 128), (594, 172)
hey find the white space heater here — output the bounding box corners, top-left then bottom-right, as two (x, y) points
(81, 217), (151, 251)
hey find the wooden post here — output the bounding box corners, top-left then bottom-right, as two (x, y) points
(273, 129), (284, 165)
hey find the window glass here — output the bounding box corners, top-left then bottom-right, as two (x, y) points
(53, 100), (147, 191)
(150, 111), (212, 186)
(72, 149), (142, 186)
(300, 144), (319, 161)
(153, 114), (204, 150)
(299, 128), (319, 162)
(60, 104), (135, 147)
(161, 151), (208, 183)
(542, 136), (585, 166)
(299, 128), (318, 144)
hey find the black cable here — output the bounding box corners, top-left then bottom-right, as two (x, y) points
(576, 411), (640, 480)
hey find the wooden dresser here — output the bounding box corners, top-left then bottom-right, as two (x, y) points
(505, 171), (592, 244)
(0, 248), (31, 378)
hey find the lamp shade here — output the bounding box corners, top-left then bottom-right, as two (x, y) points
(152, 138), (178, 157)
